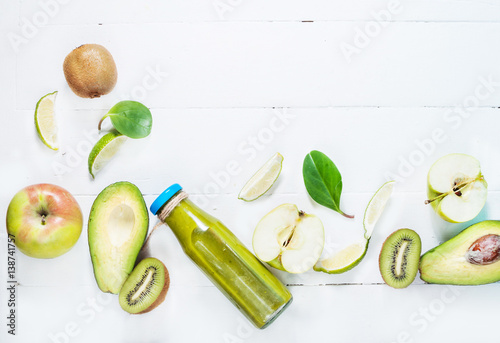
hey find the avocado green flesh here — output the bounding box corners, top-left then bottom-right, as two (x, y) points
(88, 182), (149, 294)
(420, 220), (500, 285)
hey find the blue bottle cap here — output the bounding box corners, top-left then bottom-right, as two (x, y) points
(150, 183), (183, 215)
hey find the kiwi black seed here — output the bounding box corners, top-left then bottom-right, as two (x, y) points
(119, 257), (169, 314)
(379, 229), (421, 289)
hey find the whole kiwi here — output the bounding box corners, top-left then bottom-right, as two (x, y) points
(63, 44), (117, 98)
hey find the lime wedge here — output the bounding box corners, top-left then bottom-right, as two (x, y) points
(88, 130), (127, 178)
(363, 180), (395, 240)
(314, 239), (368, 274)
(314, 180), (395, 274)
(35, 91), (58, 150)
(238, 153), (283, 201)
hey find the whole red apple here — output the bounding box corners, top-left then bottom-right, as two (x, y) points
(6, 184), (83, 258)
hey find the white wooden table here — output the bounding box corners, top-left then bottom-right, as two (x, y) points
(2, 1), (500, 342)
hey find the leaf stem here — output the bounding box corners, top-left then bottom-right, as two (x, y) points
(341, 211), (355, 219)
(98, 115), (107, 131)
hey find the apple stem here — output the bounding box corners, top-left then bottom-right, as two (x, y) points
(41, 215), (46, 225)
(424, 194), (446, 205)
(425, 176), (484, 205)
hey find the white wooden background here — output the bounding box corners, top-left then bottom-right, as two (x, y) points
(2, 1), (500, 342)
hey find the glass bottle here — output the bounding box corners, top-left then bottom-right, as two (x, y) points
(150, 184), (292, 329)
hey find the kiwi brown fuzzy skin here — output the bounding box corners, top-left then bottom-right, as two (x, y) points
(137, 261), (170, 315)
(63, 44), (117, 98)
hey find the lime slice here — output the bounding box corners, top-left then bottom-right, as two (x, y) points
(35, 91), (58, 150)
(88, 130), (127, 178)
(314, 239), (368, 274)
(314, 180), (395, 274)
(238, 153), (283, 201)
(363, 180), (395, 240)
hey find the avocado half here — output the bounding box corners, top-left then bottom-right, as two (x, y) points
(420, 220), (500, 285)
(88, 182), (149, 294)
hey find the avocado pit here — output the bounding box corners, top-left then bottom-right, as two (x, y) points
(466, 234), (500, 265)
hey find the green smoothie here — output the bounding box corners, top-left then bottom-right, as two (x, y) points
(151, 185), (292, 329)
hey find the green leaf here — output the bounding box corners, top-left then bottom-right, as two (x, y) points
(303, 150), (353, 218)
(99, 101), (152, 139)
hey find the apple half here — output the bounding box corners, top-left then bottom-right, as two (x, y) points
(252, 204), (324, 274)
(426, 153), (487, 223)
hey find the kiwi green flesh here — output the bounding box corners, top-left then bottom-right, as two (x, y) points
(88, 181), (149, 294)
(420, 220), (500, 285)
(119, 258), (170, 314)
(379, 229), (421, 289)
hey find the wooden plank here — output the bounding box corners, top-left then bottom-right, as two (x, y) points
(13, 22), (500, 109)
(4, 283), (498, 342)
(9, 187), (499, 287)
(17, 0), (500, 23)
(1, 107), (498, 196)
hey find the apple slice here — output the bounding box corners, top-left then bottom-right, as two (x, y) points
(253, 204), (324, 274)
(426, 153), (487, 223)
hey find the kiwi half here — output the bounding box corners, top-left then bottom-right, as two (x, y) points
(379, 229), (421, 289)
(119, 258), (169, 314)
